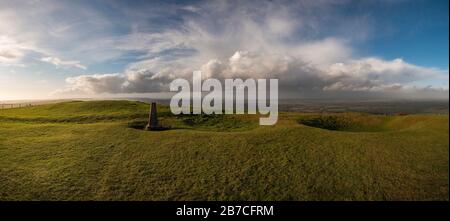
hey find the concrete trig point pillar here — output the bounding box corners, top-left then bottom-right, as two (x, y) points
(145, 102), (159, 131)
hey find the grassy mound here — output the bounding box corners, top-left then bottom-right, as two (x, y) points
(0, 100), (159, 123)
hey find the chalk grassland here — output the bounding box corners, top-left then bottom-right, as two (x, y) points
(0, 100), (448, 200)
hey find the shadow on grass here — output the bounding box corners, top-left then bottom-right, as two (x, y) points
(298, 113), (392, 132)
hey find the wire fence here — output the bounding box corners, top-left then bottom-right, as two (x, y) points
(0, 103), (34, 109)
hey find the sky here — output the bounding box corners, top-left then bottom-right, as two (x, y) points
(0, 0), (448, 101)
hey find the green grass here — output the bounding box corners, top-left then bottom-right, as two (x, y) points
(0, 100), (448, 200)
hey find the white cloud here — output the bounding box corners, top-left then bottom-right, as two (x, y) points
(55, 50), (448, 100)
(0, 36), (28, 66)
(54, 69), (168, 95)
(294, 38), (353, 66)
(180, 5), (201, 13)
(40, 56), (87, 70)
(0, 48), (24, 64)
(322, 58), (448, 91)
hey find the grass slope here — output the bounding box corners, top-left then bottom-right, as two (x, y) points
(0, 100), (448, 200)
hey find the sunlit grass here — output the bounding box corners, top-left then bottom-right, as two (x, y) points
(0, 100), (448, 200)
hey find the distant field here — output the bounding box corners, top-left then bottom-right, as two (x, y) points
(0, 100), (448, 200)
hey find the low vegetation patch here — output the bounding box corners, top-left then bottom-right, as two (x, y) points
(127, 114), (257, 132)
(298, 113), (392, 132)
(176, 113), (257, 131)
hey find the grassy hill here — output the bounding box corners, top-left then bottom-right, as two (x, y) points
(0, 100), (448, 200)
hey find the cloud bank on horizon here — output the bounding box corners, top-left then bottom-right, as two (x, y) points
(0, 0), (448, 100)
